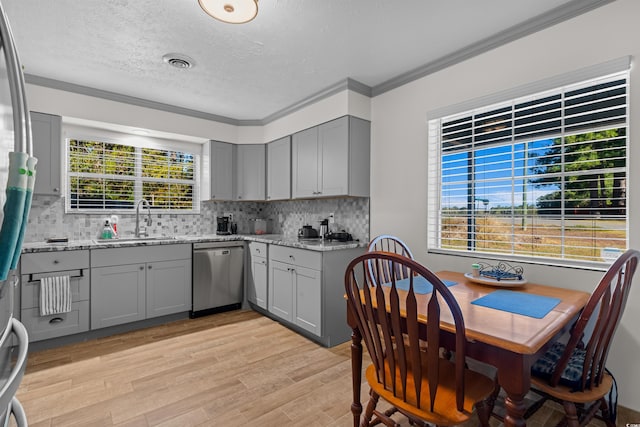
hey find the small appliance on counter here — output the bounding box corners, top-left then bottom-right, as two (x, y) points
(319, 219), (329, 238)
(298, 225), (319, 239)
(325, 230), (355, 242)
(252, 218), (271, 235)
(216, 216), (234, 235)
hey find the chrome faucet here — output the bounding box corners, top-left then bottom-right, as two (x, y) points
(135, 199), (152, 237)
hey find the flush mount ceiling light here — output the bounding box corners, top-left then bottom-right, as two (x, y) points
(162, 53), (195, 69)
(198, 0), (258, 24)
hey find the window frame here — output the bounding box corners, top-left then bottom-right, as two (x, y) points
(64, 128), (201, 214)
(427, 62), (630, 269)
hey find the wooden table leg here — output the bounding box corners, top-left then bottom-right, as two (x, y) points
(497, 354), (530, 427)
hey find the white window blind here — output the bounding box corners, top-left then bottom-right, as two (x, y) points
(67, 139), (199, 213)
(428, 71), (628, 265)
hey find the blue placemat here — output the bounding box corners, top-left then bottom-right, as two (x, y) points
(471, 290), (561, 319)
(382, 276), (457, 294)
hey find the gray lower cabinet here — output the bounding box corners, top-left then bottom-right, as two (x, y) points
(268, 247), (322, 335)
(91, 244), (192, 329)
(269, 259), (295, 322)
(19, 250), (90, 342)
(292, 264), (321, 335)
(31, 111), (62, 196)
(267, 244), (363, 345)
(91, 263), (146, 329)
(146, 259), (192, 318)
(247, 242), (268, 309)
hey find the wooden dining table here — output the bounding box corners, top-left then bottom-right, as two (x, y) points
(346, 270), (590, 427)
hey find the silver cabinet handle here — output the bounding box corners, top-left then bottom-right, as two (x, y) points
(49, 317), (64, 324)
(53, 260), (59, 264)
(148, 265), (152, 269)
(53, 187), (60, 192)
(139, 266), (144, 270)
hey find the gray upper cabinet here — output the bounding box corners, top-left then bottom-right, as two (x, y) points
(210, 140), (235, 201)
(266, 136), (291, 200)
(31, 111), (62, 196)
(292, 116), (370, 199)
(236, 144), (265, 201)
(291, 126), (318, 198)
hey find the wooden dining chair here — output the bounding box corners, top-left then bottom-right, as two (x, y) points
(526, 248), (640, 427)
(367, 235), (415, 284)
(345, 251), (495, 426)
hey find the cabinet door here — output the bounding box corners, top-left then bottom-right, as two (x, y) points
(146, 259), (192, 318)
(266, 136), (291, 200)
(210, 141), (234, 200)
(319, 116), (349, 197)
(31, 112), (62, 195)
(292, 126), (319, 198)
(236, 144), (265, 200)
(91, 264), (146, 329)
(268, 260), (294, 322)
(248, 255), (268, 309)
(294, 265), (322, 335)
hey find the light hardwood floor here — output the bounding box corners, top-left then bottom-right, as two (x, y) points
(14, 310), (632, 426)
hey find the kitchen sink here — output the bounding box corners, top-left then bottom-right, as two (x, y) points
(93, 236), (178, 244)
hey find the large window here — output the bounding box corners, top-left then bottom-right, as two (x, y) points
(428, 71), (628, 265)
(66, 137), (199, 213)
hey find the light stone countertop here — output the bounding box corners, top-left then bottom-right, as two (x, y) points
(21, 234), (366, 254)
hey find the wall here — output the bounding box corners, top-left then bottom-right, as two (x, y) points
(369, 0), (640, 409)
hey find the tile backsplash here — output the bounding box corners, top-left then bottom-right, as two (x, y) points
(25, 196), (370, 243)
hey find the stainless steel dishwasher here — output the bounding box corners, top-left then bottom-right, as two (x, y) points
(191, 241), (244, 317)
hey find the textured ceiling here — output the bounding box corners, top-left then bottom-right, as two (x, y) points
(3, 0), (610, 123)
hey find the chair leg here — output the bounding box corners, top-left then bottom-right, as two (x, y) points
(597, 397), (616, 427)
(475, 381), (501, 427)
(562, 401), (580, 427)
(362, 389), (379, 427)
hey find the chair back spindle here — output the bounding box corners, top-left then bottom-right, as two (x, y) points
(549, 249), (639, 391)
(367, 235), (414, 283)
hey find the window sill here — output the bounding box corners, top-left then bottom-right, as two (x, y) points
(427, 248), (610, 272)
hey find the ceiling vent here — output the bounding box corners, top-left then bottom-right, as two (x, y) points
(162, 53), (195, 69)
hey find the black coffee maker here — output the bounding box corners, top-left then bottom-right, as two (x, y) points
(216, 216), (231, 235)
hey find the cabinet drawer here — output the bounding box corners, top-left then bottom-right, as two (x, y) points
(21, 272), (89, 310)
(21, 301), (89, 342)
(269, 245), (321, 270)
(21, 250), (89, 274)
(249, 242), (267, 257)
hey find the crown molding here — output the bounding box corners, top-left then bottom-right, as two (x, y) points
(254, 78), (372, 125)
(371, 0), (616, 96)
(24, 74), (241, 125)
(25, 74), (371, 127)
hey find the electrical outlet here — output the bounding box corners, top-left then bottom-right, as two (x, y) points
(328, 213), (335, 224)
(225, 212), (233, 221)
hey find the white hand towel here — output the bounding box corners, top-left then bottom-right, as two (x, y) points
(40, 275), (72, 316)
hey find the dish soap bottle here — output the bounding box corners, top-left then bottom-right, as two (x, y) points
(101, 220), (113, 239)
